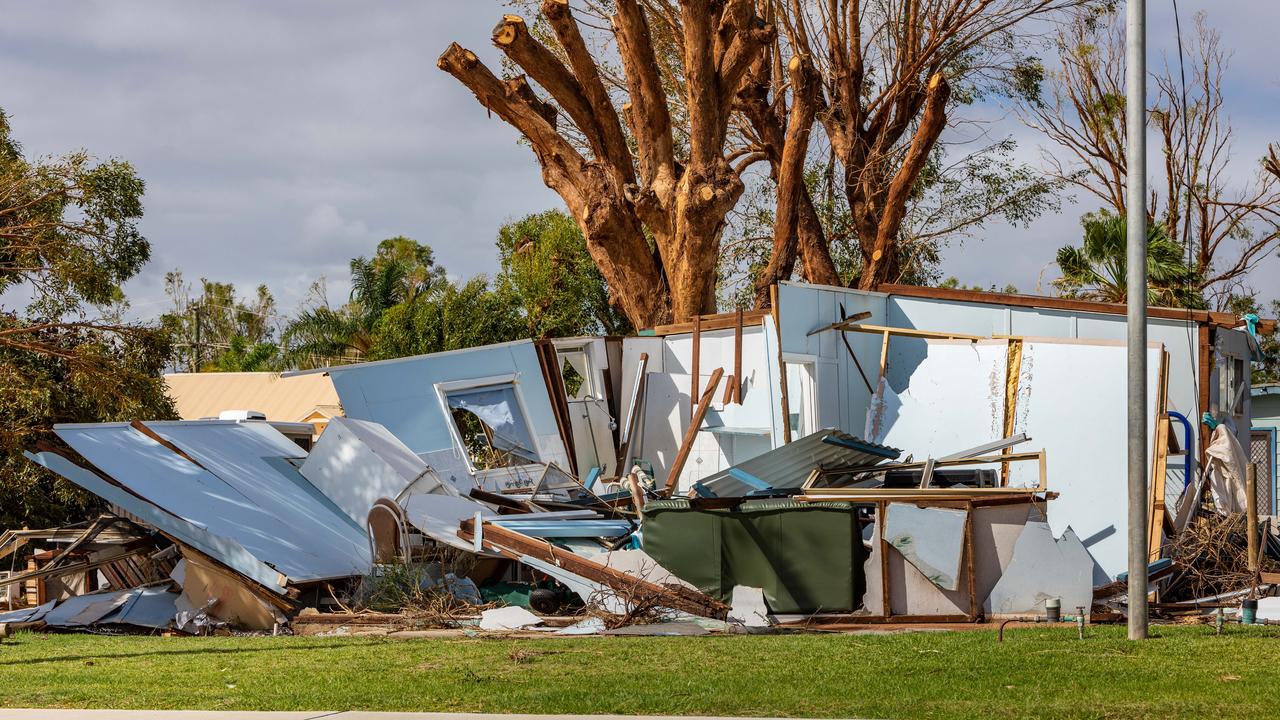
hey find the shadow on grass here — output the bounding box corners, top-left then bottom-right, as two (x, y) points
(0, 637), (391, 667)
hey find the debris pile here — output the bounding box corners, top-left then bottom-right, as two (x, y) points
(1, 282), (1273, 634)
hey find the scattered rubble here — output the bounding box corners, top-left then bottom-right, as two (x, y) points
(2, 282), (1273, 635)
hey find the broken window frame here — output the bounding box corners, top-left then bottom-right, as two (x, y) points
(434, 375), (542, 476)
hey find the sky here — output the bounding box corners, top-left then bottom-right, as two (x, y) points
(1, 0), (1276, 324)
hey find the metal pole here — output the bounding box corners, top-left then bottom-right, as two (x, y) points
(1125, 0), (1149, 641)
(1248, 464), (1259, 574)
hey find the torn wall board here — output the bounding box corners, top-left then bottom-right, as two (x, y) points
(51, 422), (369, 582)
(985, 515), (1093, 616)
(884, 503), (967, 591)
(26, 451), (288, 594)
(863, 515), (973, 617)
(172, 556), (285, 630)
(291, 340), (570, 491)
(866, 339), (1009, 455)
(300, 416), (453, 527)
(1003, 340), (1162, 582)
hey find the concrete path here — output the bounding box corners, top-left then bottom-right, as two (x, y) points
(2, 707), (819, 712)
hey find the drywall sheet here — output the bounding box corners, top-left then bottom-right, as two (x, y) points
(884, 503), (967, 591)
(300, 416), (449, 527)
(971, 502), (1039, 606)
(319, 340), (569, 485)
(49, 422), (368, 582)
(1005, 340), (1162, 582)
(863, 516), (972, 616)
(26, 451), (287, 593)
(866, 339), (1009, 458)
(985, 515), (1093, 616)
(174, 555), (285, 630)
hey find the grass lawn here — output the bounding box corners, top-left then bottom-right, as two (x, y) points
(0, 625), (1278, 718)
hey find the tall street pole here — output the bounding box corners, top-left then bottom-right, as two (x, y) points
(1126, 0), (1150, 641)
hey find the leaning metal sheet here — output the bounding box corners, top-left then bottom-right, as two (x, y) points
(52, 422), (367, 582)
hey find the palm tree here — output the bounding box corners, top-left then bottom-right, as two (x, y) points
(282, 255), (413, 368)
(1054, 212), (1205, 308)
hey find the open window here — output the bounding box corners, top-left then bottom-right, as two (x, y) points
(443, 383), (539, 471)
(555, 345), (596, 400)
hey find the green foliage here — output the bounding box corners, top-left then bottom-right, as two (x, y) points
(368, 276), (524, 360)
(283, 237), (446, 368)
(939, 277), (1019, 294)
(1054, 211), (1206, 308)
(0, 109), (149, 317)
(160, 271), (279, 371)
(0, 107), (175, 528)
(495, 210), (631, 338)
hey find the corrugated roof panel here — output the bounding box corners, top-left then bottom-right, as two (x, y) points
(51, 422), (369, 582)
(696, 429), (899, 497)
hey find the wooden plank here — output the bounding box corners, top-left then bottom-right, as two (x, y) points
(878, 500), (890, 619)
(804, 311), (873, 336)
(616, 351), (648, 475)
(846, 323), (985, 341)
(459, 520), (727, 619)
(965, 502), (978, 620)
(877, 283), (1271, 330)
(663, 367), (724, 496)
(646, 309), (771, 336)
(1001, 340), (1024, 486)
(771, 284), (792, 444)
(733, 308), (743, 404)
(690, 315), (701, 423)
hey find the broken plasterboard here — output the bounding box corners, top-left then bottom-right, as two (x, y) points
(884, 503), (967, 591)
(984, 511), (1093, 616)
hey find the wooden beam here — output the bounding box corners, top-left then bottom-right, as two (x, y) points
(458, 520), (727, 618)
(845, 323), (985, 341)
(690, 314), (701, 423)
(663, 367), (724, 496)
(877, 283), (1273, 330)
(733, 308), (743, 404)
(771, 284), (792, 444)
(645, 309), (769, 336)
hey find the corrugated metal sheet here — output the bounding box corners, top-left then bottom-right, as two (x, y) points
(163, 372), (339, 424)
(696, 429), (899, 497)
(47, 421), (370, 583)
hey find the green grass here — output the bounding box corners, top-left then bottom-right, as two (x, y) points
(0, 625), (1277, 718)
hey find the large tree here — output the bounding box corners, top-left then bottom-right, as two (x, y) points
(1024, 10), (1280, 308)
(160, 271), (279, 371)
(440, 0), (776, 325)
(0, 108), (175, 528)
(444, 1), (1078, 323)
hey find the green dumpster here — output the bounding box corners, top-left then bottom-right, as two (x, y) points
(642, 498), (863, 614)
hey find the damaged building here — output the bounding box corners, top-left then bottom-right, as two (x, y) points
(1, 282), (1273, 634)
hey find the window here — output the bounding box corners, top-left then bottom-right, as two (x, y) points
(556, 346), (595, 400)
(444, 384), (538, 470)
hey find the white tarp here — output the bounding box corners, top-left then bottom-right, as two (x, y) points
(1204, 423), (1249, 514)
